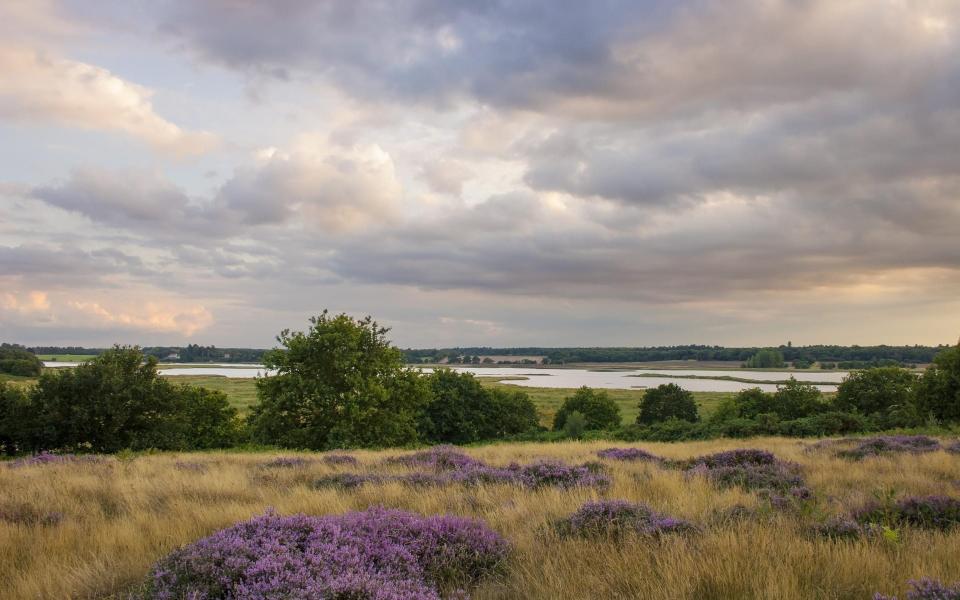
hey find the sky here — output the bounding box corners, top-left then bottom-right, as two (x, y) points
(1, 0), (959, 349)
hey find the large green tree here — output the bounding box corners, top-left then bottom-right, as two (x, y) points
(772, 378), (827, 420)
(0, 343), (43, 377)
(915, 345), (960, 423)
(248, 311), (431, 449)
(637, 383), (699, 424)
(834, 367), (918, 423)
(745, 348), (786, 369)
(553, 386), (621, 431)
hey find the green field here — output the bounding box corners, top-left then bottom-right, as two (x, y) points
(163, 375), (261, 413)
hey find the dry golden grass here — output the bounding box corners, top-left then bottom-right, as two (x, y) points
(2, 438), (959, 599)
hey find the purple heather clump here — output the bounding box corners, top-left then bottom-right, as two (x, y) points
(144, 507), (509, 599)
(388, 446), (486, 472)
(946, 441), (960, 455)
(262, 456), (311, 469)
(678, 449), (808, 499)
(322, 453), (360, 466)
(596, 447), (662, 462)
(508, 459), (611, 490)
(447, 465), (516, 486)
(838, 435), (941, 460)
(874, 578), (960, 600)
(556, 500), (696, 539)
(394, 472), (450, 488)
(854, 495), (960, 530)
(681, 448), (779, 469)
(811, 516), (863, 540)
(312, 473), (382, 490)
(7, 452), (106, 469)
(0, 505), (64, 527)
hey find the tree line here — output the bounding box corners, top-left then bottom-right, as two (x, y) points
(2, 313), (958, 454)
(403, 344), (947, 366)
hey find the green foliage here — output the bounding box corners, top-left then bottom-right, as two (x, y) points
(637, 383), (699, 425)
(745, 348), (786, 369)
(0, 381), (31, 454)
(0, 344), (43, 377)
(486, 387), (540, 438)
(563, 411), (587, 439)
(6, 347), (241, 453)
(248, 312), (430, 450)
(834, 367), (919, 425)
(772, 378), (827, 420)
(914, 346), (960, 423)
(552, 387), (621, 431)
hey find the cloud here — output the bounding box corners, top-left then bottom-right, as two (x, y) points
(0, 291), (51, 314)
(0, 45), (217, 155)
(68, 300), (213, 336)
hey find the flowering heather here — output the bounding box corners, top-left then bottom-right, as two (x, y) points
(507, 459), (611, 490)
(144, 507), (509, 599)
(388, 446), (485, 472)
(7, 452), (107, 469)
(874, 578), (960, 600)
(395, 472), (450, 488)
(312, 473), (382, 490)
(947, 441), (960, 455)
(261, 456), (311, 469)
(838, 436), (941, 460)
(596, 447), (662, 462)
(322, 453), (360, 466)
(0, 505), (64, 527)
(555, 500), (696, 539)
(678, 448), (779, 470)
(811, 516), (864, 540)
(854, 495), (960, 530)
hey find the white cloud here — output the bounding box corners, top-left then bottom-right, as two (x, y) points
(0, 46), (217, 155)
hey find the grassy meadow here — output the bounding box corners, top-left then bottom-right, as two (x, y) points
(2, 438), (959, 599)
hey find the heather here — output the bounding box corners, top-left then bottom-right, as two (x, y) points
(836, 435), (941, 460)
(675, 448), (808, 499)
(143, 507), (509, 599)
(854, 495), (960, 530)
(596, 447), (662, 462)
(7, 452), (107, 469)
(875, 578), (960, 600)
(261, 456), (312, 469)
(322, 453), (359, 466)
(947, 441), (960, 455)
(555, 500), (696, 539)
(4, 439), (960, 599)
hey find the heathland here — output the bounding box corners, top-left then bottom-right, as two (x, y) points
(2, 439), (960, 599)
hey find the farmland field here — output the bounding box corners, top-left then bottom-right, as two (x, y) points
(2, 438), (959, 599)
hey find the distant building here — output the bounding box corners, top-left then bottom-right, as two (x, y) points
(164, 352), (180, 360)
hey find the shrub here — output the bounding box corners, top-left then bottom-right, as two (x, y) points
(143, 508), (509, 599)
(509, 459), (610, 490)
(0, 343), (42, 377)
(485, 387), (539, 439)
(262, 456), (311, 469)
(555, 500), (696, 538)
(596, 447), (661, 462)
(837, 435), (940, 460)
(322, 453), (359, 466)
(637, 383), (699, 425)
(947, 441), (960, 454)
(915, 346), (960, 424)
(641, 417), (701, 441)
(678, 449), (807, 496)
(773, 378), (827, 420)
(834, 367), (919, 421)
(388, 445), (484, 472)
(745, 348), (785, 368)
(874, 578), (960, 600)
(778, 411), (867, 436)
(854, 495), (960, 530)
(563, 411), (587, 439)
(311, 473), (382, 490)
(0, 504), (64, 527)
(7, 452), (107, 469)
(21, 347), (241, 453)
(810, 516), (863, 540)
(552, 387), (621, 431)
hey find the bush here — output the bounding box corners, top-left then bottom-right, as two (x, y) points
(563, 410), (587, 439)
(555, 500), (696, 538)
(637, 383), (699, 425)
(834, 367), (918, 422)
(854, 495), (960, 530)
(486, 387), (539, 438)
(22, 347), (240, 453)
(248, 312), (431, 449)
(143, 508), (509, 599)
(773, 378), (828, 420)
(0, 381), (31, 454)
(745, 348), (786, 368)
(0, 344), (42, 377)
(778, 411), (867, 436)
(836, 435), (940, 460)
(596, 447), (661, 462)
(552, 387), (621, 431)
(915, 346), (960, 423)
